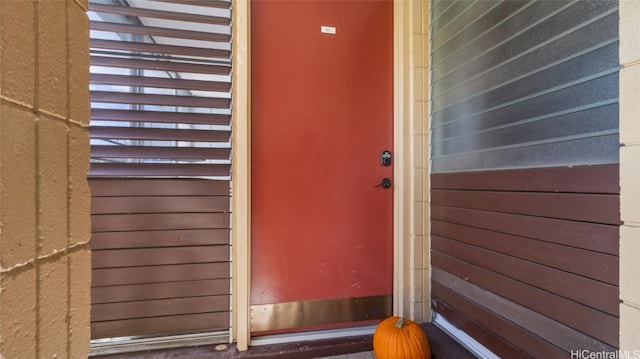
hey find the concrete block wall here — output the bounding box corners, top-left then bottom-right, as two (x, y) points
(408, 0), (430, 324)
(0, 0), (91, 358)
(619, 0), (640, 351)
(397, 0), (430, 324)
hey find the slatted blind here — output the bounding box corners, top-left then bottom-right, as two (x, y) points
(430, 1), (620, 357)
(88, 0), (232, 341)
(89, 0), (231, 178)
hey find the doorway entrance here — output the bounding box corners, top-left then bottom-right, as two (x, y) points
(250, 0), (394, 333)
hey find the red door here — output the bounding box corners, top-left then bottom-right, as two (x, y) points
(251, 0), (393, 333)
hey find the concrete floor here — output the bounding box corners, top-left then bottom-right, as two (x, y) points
(317, 352), (374, 359)
(93, 323), (476, 359)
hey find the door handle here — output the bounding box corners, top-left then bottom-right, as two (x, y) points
(375, 178), (392, 189)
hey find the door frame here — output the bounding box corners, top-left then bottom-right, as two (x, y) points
(231, 0), (424, 351)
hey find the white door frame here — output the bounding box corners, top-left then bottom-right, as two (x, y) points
(231, 0), (422, 351)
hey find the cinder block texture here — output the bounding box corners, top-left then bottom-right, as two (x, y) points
(620, 0), (640, 65)
(620, 1), (640, 353)
(69, 248), (91, 359)
(620, 65), (640, 146)
(620, 303), (640, 352)
(74, 0), (89, 12)
(67, 4), (91, 126)
(68, 126), (91, 246)
(411, 0), (422, 35)
(413, 134), (424, 173)
(38, 119), (69, 255)
(412, 34), (424, 68)
(38, 0), (69, 117)
(1, 106), (37, 268)
(621, 145), (640, 224)
(0, 268), (37, 359)
(0, 0), (35, 105)
(1, 0), (91, 357)
(620, 225), (640, 307)
(400, 0), (431, 324)
(413, 234), (424, 270)
(38, 258), (69, 358)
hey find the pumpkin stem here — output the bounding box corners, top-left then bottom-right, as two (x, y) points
(394, 317), (406, 329)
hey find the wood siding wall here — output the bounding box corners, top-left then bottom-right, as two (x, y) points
(89, 178), (231, 339)
(430, 165), (620, 357)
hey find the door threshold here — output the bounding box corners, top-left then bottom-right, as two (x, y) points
(89, 331), (230, 356)
(250, 325), (377, 347)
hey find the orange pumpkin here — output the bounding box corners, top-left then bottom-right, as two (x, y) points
(373, 316), (431, 359)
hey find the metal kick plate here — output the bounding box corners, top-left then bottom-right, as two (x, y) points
(250, 295), (392, 332)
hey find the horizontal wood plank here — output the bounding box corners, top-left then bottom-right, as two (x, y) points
(92, 213), (229, 232)
(90, 229), (229, 249)
(89, 178), (229, 196)
(431, 205), (618, 255)
(432, 282), (566, 359)
(432, 251), (618, 345)
(431, 236), (618, 313)
(431, 165), (619, 193)
(92, 279), (230, 304)
(91, 196), (229, 214)
(433, 268), (616, 352)
(432, 220), (618, 284)
(92, 246), (229, 268)
(431, 190), (620, 225)
(92, 295), (229, 322)
(91, 312), (229, 339)
(89, 0), (233, 338)
(430, 1), (620, 351)
(92, 263), (230, 286)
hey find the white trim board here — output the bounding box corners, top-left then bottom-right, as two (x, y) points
(250, 325), (377, 347)
(433, 312), (500, 359)
(89, 331), (230, 357)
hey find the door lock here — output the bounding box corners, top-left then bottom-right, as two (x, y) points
(375, 178), (392, 189)
(380, 150), (392, 167)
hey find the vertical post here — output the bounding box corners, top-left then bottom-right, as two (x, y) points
(619, 0), (640, 352)
(393, 0), (410, 319)
(394, 0), (431, 322)
(232, 0), (251, 352)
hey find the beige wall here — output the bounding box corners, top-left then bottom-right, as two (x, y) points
(408, 0), (430, 324)
(619, 0), (640, 352)
(0, 0), (92, 357)
(396, 0), (430, 323)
